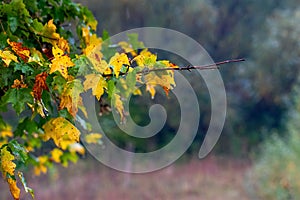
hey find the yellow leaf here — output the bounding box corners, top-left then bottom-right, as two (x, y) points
(69, 143), (85, 155)
(0, 125), (13, 137)
(82, 27), (90, 44)
(50, 148), (63, 163)
(112, 94), (125, 121)
(146, 84), (156, 99)
(109, 53), (130, 78)
(83, 74), (107, 100)
(1, 146), (16, 176)
(42, 117), (80, 150)
(7, 39), (30, 62)
(118, 41), (137, 57)
(0, 147), (21, 200)
(28, 48), (44, 65)
(49, 47), (74, 79)
(41, 19), (60, 45)
(7, 178), (20, 200)
(144, 70), (176, 98)
(132, 49), (157, 66)
(85, 133), (102, 144)
(34, 156), (48, 176)
(0, 50), (19, 66)
(83, 34), (102, 56)
(59, 79), (84, 117)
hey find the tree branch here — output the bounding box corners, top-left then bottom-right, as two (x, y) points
(102, 58), (245, 77)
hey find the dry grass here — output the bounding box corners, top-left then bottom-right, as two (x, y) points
(1, 155), (251, 200)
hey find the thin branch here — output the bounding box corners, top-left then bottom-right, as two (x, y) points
(102, 58), (245, 77)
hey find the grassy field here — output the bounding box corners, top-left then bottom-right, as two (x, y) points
(1, 155), (251, 200)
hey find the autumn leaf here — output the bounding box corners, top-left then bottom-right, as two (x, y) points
(83, 74), (107, 100)
(118, 41), (137, 57)
(41, 19), (60, 45)
(132, 49), (157, 66)
(41, 20), (70, 52)
(109, 53), (130, 78)
(82, 33), (108, 73)
(42, 117), (81, 150)
(1, 146), (16, 177)
(11, 79), (27, 89)
(50, 148), (63, 163)
(50, 46), (75, 79)
(84, 133), (102, 144)
(145, 72), (176, 98)
(0, 125), (13, 138)
(33, 156), (48, 176)
(112, 93), (125, 121)
(28, 48), (44, 65)
(32, 72), (49, 101)
(7, 39), (30, 62)
(59, 79), (85, 117)
(83, 34), (102, 56)
(0, 146), (20, 200)
(0, 50), (19, 66)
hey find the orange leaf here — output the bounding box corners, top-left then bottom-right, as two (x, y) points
(7, 39), (30, 62)
(32, 72), (48, 100)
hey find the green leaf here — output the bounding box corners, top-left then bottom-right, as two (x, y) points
(14, 117), (38, 137)
(1, 88), (34, 115)
(50, 74), (67, 95)
(13, 63), (34, 74)
(8, 16), (18, 32)
(8, 140), (28, 163)
(107, 80), (116, 99)
(127, 33), (144, 50)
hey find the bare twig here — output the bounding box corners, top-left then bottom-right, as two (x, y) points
(102, 58), (245, 77)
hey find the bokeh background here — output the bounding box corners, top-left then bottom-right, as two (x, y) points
(1, 0), (300, 199)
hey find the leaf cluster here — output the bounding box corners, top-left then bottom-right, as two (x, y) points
(0, 0), (177, 199)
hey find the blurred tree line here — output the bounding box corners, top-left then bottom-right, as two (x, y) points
(76, 0), (300, 155)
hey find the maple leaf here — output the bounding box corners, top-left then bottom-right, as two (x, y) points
(7, 178), (20, 200)
(0, 146), (20, 200)
(83, 74), (107, 100)
(7, 39), (30, 62)
(0, 125), (13, 137)
(11, 79), (27, 89)
(41, 20), (70, 52)
(112, 93), (125, 121)
(49, 46), (75, 79)
(144, 72), (176, 98)
(41, 19), (60, 45)
(109, 53), (130, 78)
(0, 50), (19, 66)
(50, 148), (63, 163)
(28, 48), (44, 65)
(32, 72), (49, 101)
(82, 33), (108, 73)
(33, 156), (48, 176)
(42, 117), (81, 150)
(59, 79), (85, 117)
(132, 49), (157, 66)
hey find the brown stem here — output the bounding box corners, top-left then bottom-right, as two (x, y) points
(102, 58), (245, 77)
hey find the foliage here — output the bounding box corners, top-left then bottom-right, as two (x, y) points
(247, 82), (300, 199)
(0, 0), (177, 199)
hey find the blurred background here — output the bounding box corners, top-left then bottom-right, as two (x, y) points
(2, 0), (300, 199)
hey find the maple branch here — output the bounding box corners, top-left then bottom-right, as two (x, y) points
(102, 58), (245, 77)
